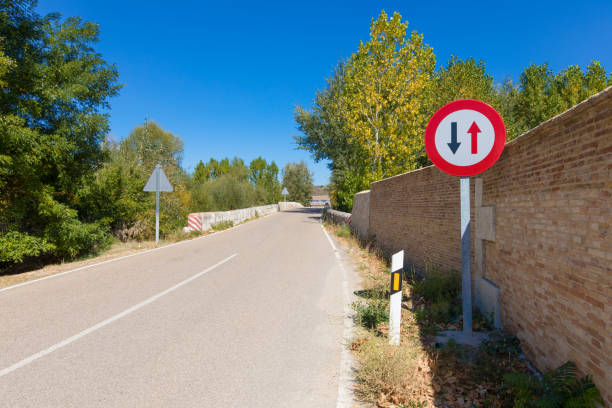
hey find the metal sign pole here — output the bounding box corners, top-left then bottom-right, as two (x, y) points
(155, 168), (160, 244)
(143, 163), (173, 246)
(460, 177), (472, 336)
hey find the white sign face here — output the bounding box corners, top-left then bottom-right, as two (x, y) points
(425, 99), (506, 177)
(143, 164), (173, 192)
(281, 187), (289, 195)
(434, 110), (495, 167)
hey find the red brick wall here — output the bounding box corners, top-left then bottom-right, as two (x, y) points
(369, 88), (612, 403)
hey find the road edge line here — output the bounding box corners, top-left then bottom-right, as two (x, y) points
(320, 221), (356, 408)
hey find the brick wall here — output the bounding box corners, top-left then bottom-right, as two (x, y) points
(368, 87), (612, 403)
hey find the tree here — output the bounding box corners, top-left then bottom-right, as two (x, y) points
(282, 161), (314, 206)
(118, 120), (183, 174)
(295, 63), (368, 211)
(502, 61), (611, 139)
(249, 156), (281, 204)
(295, 10), (436, 211)
(339, 10), (435, 182)
(0, 1), (120, 263)
(77, 121), (190, 241)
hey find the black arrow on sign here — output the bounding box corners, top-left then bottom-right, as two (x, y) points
(448, 122), (460, 154)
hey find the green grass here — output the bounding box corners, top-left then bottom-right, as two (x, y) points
(334, 224), (352, 238)
(211, 220), (234, 231)
(353, 299), (389, 329)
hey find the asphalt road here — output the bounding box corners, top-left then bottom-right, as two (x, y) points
(0, 208), (357, 407)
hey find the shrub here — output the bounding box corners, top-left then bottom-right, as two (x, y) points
(39, 191), (113, 260)
(335, 224), (351, 238)
(412, 269), (460, 303)
(353, 299), (389, 329)
(503, 361), (603, 408)
(0, 231), (54, 264)
(410, 268), (461, 326)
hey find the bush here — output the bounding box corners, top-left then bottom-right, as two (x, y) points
(503, 361), (603, 408)
(335, 224), (351, 238)
(353, 299), (389, 329)
(410, 269), (461, 325)
(0, 231), (54, 264)
(411, 269), (460, 303)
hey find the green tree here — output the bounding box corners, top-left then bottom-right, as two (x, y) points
(77, 122), (190, 241)
(282, 161), (314, 206)
(295, 63), (368, 211)
(0, 1), (120, 263)
(249, 156), (281, 204)
(340, 10), (435, 182)
(193, 160), (208, 183)
(295, 10), (435, 210)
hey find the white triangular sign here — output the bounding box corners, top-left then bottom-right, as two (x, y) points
(281, 187), (289, 195)
(143, 164), (173, 192)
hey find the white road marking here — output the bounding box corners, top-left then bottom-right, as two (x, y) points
(321, 222), (338, 251)
(0, 253), (238, 378)
(0, 210), (276, 294)
(320, 222), (356, 408)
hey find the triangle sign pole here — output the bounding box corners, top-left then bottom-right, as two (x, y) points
(143, 164), (173, 245)
(156, 166), (160, 244)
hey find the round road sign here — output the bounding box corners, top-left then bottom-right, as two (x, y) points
(424, 99), (506, 177)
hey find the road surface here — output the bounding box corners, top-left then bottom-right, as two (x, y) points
(0, 208), (357, 407)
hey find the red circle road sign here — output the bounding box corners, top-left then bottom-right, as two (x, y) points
(424, 99), (506, 177)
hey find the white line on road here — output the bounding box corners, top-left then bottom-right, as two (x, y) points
(0, 253), (238, 378)
(320, 222), (356, 408)
(0, 210), (274, 294)
(321, 222), (338, 251)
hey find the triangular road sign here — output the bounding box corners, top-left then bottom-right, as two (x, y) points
(281, 187), (289, 195)
(144, 164), (173, 192)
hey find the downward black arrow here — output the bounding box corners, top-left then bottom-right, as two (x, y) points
(448, 122), (461, 154)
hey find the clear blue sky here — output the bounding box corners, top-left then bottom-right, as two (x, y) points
(38, 1), (612, 185)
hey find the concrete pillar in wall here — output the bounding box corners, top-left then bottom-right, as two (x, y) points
(474, 178), (502, 328)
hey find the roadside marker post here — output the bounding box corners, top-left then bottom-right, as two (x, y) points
(281, 187), (289, 202)
(424, 99), (506, 338)
(144, 163), (173, 244)
(389, 250), (404, 346)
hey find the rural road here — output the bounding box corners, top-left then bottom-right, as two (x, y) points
(0, 208), (358, 407)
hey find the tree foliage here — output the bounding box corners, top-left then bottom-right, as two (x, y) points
(295, 9), (611, 212)
(340, 10), (435, 182)
(281, 161), (314, 206)
(0, 0), (121, 263)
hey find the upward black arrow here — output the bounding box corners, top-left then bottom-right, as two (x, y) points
(448, 121), (460, 154)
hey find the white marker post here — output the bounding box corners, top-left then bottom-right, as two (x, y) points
(143, 163), (173, 244)
(389, 250), (404, 346)
(281, 187), (289, 202)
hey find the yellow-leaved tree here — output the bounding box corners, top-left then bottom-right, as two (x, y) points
(340, 10), (435, 182)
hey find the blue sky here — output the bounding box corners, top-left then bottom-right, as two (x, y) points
(38, 1), (612, 185)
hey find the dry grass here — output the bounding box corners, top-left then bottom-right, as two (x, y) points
(353, 331), (434, 407)
(324, 221), (530, 408)
(325, 221), (435, 406)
